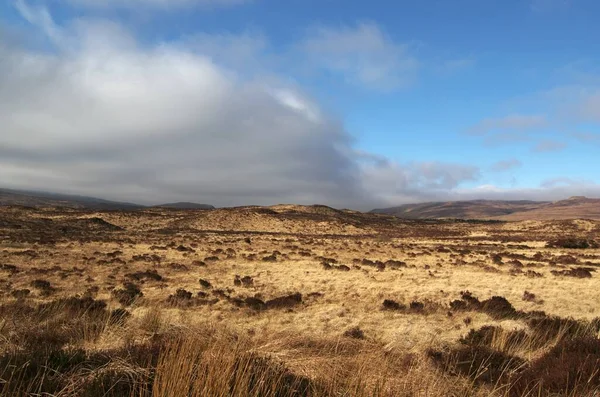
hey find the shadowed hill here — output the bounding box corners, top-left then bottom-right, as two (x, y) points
(0, 188), (211, 211)
(493, 196), (600, 221)
(153, 202), (215, 210)
(371, 200), (547, 219)
(372, 197), (600, 220)
(0, 188), (144, 210)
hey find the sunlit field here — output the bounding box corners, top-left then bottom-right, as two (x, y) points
(1, 205), (599, 396)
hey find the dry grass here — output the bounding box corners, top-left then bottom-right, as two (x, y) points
(0, 205), (599, 396)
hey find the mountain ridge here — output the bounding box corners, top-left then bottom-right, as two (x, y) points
(371, 197), (600, 220)
(0, 188), (212, 211)
(2, 187), (599, 220)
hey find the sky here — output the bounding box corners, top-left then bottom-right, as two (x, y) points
(1, 0), (599, 209)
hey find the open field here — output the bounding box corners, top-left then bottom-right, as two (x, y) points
(1, 205), (599, 396)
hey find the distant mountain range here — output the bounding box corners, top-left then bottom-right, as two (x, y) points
(154, 202), (215, 210)
(0, 188), (214, 211)
(2, 187), (599, 220)
(371, 196), (600, 220)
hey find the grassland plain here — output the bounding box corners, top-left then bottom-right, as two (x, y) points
(0, 205), (599, 396)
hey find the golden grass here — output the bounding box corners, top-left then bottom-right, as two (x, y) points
(0, 206), (599, 395)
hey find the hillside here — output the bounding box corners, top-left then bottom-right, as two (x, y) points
(493, 196), (600, 221)
(153, 202), (215, 210)
(371, 199), (547, 219)
(0, 188), (212, 211)
(372, 197), (600, 220)
(0, 188), (144, 210)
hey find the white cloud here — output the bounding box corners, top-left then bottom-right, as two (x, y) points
(531, 0), (571, 13)
(300, 22), (418, 91)
(184, 31), (268, 72)
(579, 93), (600, 121)
(1, 4), (483, 209)
(434, 57), (475, 76)
(15, 0), (64, 44)
(571, 131), (600, 144)
(360, 159), (481, 204)
(5, 3), (597, 209)
(467, 114), (547, 136)
(532, 140), (567, 152)
(452, 181), (600, 202)
(490, 158), (522, 172)
(62, 0), (249, 9)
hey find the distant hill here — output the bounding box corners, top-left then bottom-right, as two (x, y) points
(0, 188), (144, 210)
(0, 188), (216, 211)
(154, 202), (215, 210)
(371, 197), (600, 220)
(371, 199), (546, 219)
(494, 196), (600, 221)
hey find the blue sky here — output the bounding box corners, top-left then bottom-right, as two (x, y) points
(0, 0), (599, 208)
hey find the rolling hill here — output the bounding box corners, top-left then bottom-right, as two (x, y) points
(0, 188), (213, 211)
(371, 197), (600, 220)
(153, 202), (216, 210)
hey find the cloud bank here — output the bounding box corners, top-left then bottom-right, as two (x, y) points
(1, 3), (484, 209)
(2, 2), (599, 209)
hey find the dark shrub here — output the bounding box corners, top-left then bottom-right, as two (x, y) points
(460, 326), (529, 349)
(546, 238), (599, 249)
(382, 299), (405, 311)
(527, 316), (593, 345)
(244, 297), (266, 310)
(409, 301), (425, 313)
(30, 279), (55, 296)
(199, 279), (212, 289)
(109, 308), (131, 326)
(522, 291), (536, 302)
(460, 291), (481, 308)
(31, 279), (51, 290)
(343, 327), (365, 340)
(551, 267), (593, 278)
(10, 289), (30, 298)
(125, 269), (163, 282)
(167, 289), (194, 306)
(525, 270), (543, 278)
(265, 293), (302, 309)
(511, 337), (600, 396)
(480, 296), (517, 319)
(428, 345), (525, 384)
(450, 299), (468, 311)
(460, 325), (499, 346)
(112, 282), (143, 306)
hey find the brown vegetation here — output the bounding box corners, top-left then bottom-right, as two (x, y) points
(0, 205), (599, 395)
